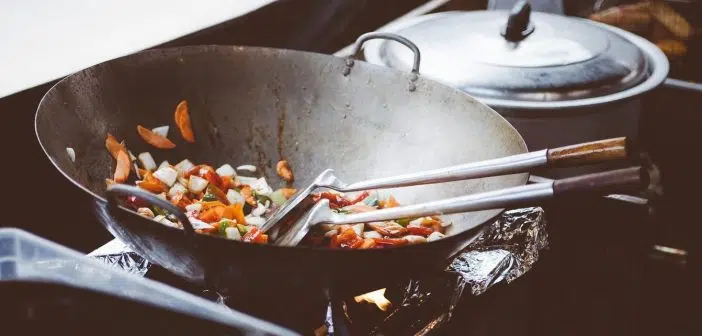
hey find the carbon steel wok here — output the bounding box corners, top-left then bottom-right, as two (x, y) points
(35, 34), (530, 296)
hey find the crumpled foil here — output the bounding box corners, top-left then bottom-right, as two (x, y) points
(89, 207), (547, 335)
(335, 207), (548, 335)
(88, 238), (151, 277)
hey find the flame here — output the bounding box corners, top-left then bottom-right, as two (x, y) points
(354, 288), (391, 312)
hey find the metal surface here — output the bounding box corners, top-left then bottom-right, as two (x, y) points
(35, 44), (528, 295)
(362, 11), (669, 110)
(263, 150), (547, 233)
(275, 183), (554, 246)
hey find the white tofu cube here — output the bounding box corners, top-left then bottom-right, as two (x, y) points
(168, 183), (188, 198)
(175, 159), (195, 174)
(226, 189), (245, 205)
(404, 235), (427, 244)
(225, 227), (242, 240)
(158, 160), (171, 170)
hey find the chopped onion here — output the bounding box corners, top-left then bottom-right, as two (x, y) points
(324, 230), (338, 238)
(159, 160), (171, 170)
(236, 176), (258, 186)
(175, 159), (195, 174)
(151, 125), (169, 137)
(236, 164), (257, 173)
(157, 216), (178, 228)
(404, 235), (427, 244)
(225, 227), (242, 240)
(153, 166), (178, 186)
(138, 152), (157, 171)
(64, 147), (76, 163)
(137, 207), (154, 218)
(189, 218), (214, 230)
(362, 231), (382, 239)
(128, 150), (137, 161)
(408, 218), (425, 228)
(185, 203), (202, 212)
(250, 177), (273, 195)
(251, 203), (267, 217)
(226, 189), (245, 205)
(426, 231), (446, 242)
(245, 216), (266, 227)
(268, 190), (287, 206)
(352, 223), (364, 236)
(188, 175), (209, 193)
(215, 164), (236, 177)
(168, 183), (188, 198)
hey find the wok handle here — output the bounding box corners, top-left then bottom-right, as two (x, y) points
(339, 137), (631, 192)
(106, 184), (196, 237)
(546, 137), (631, 168)
(328, 166), (649, 226)
(348, 32), (421, 74)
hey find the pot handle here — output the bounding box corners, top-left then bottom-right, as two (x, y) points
(106, 184), (197, 238)
(345, 32), (421, 75)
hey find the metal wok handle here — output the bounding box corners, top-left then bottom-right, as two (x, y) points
(106, 184), (196, 237)
(348, 32), (421, 74)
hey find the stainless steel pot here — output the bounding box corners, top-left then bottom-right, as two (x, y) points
(361, 2), (670, 177)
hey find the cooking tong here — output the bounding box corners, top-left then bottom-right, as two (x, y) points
(262, 137), (651, 246)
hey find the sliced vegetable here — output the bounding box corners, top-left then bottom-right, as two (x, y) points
(251, 203), (267, 217)
(222, 203), (246, 225)
(268, 190), (287, 206)
(426, 231), (446, 242)
(204, 184), (229, 205)
(236, 176), (258, 186)
(158, 160), (171, 170)
(403, 235), (427, 244)
(407, 226), (434, 237)
(66, 147), (76, 162)
(225, 227), (242, 240)
(137, 125), (176, 149)
(137, 152), (157, 171)
(276, 160), (294, 182)
(236, 224), (249, 235)
(226, 189), (245, 205)
(174, 100), (195, 142)
(105, 133), (126, 159)
(369, 222), (407, 237)
(113, 150), (131, 183)
(215, 164), (236, 177)
(137, 207), (155, 218)
(244, 216), (265, 227)
(175, 159), (195, 174)
(189, 175), (209, 193)
(151, 125), (169, 138)
(236, 165), (257, 173)
(153, 166), (178, 186)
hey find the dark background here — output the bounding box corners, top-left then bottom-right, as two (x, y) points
(2, 0), (701, 334)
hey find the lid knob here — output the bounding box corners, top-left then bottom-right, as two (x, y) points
(501, 1), (535, 42)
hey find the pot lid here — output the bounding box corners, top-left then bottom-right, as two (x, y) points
(363, 3), (657, 106)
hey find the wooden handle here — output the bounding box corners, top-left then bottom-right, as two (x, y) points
(553, 166), (648, 197)
(547, 137), (630, 168)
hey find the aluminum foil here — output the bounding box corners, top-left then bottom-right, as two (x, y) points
(342, 207), (548, 335)
(89, 207), (547, 335)
(88, 238), (151, 277)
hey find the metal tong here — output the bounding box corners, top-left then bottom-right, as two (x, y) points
(263, 137), (643, 245)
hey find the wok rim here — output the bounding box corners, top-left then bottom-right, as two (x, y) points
(34, 44), (529, 255)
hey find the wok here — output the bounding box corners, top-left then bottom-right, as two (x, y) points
(35, 34), (532, 297)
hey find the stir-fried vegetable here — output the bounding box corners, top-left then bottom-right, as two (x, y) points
(103, 99), (449, 248)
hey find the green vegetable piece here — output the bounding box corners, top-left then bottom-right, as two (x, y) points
(269, 190), (287, 206)
(152, 206), (168, 217)
(237, 224), (249, 235)
(396, 218), (411, 226)
(218, 220), (233, 236)
(202, 192), (218, 202)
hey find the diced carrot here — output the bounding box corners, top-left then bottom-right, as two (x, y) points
(137, 125), (176, 149)
(174, 100), (195, 143)
(384, 195), (400, 208)
(137, 179), (168, 194)
(105, 133), (126, 159)
(199, 206), (225, 223)
(221, 176), (234, 190)
(113, 150), (131, 183)
(222, 203), (246, 225)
